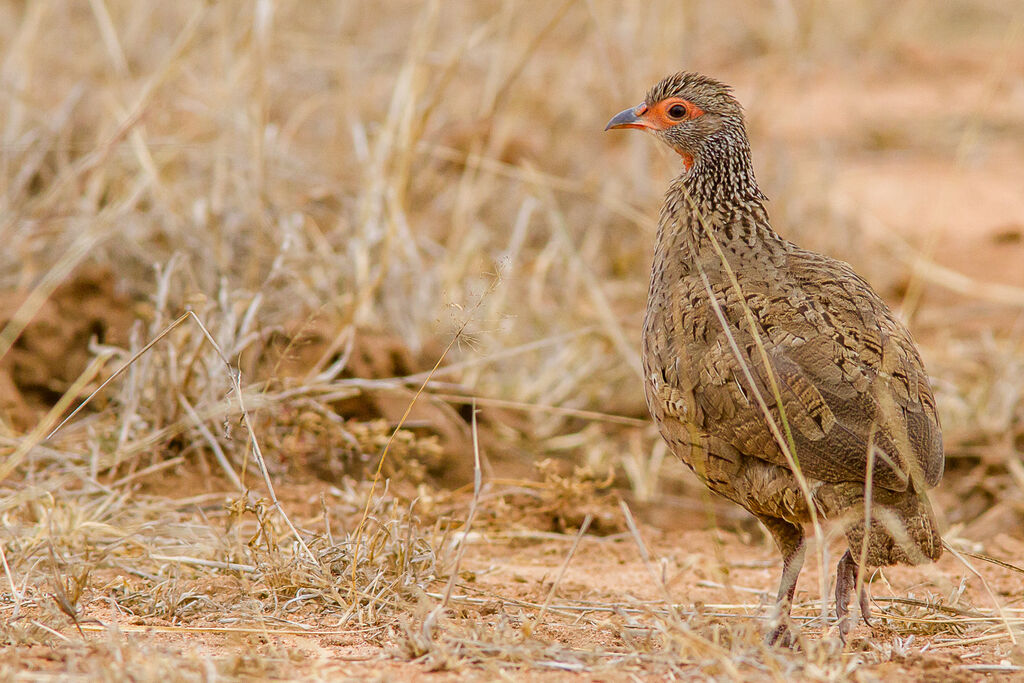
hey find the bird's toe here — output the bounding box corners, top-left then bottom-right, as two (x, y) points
(765, 621), (795, 648)
(859, 586), (873, 628)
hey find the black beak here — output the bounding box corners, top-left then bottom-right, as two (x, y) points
(605, 103), (648, 131)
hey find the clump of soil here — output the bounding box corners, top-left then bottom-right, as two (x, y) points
(0, 265), (135, 432)
(258, 326), (476, 487)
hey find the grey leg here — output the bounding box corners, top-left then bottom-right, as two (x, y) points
(760, 517), (805, 647)
(835, 550), (872, 641)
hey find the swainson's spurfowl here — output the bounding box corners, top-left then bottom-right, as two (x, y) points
(606, 72), (943, 644)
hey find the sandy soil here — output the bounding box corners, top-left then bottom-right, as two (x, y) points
(12, 514), (1022, 681)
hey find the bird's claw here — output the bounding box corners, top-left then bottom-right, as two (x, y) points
(859, 585), (873, 628)
(836, 601), (853, 643)
(835, 550), (874, 643)
(765, 621), (794, 648)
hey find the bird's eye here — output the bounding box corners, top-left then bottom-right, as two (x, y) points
(667, 104), (687, 119)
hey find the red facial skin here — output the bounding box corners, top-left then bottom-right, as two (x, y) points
(607, 97), (705, 171)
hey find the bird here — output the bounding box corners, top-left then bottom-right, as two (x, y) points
(605, 72), (944, 645)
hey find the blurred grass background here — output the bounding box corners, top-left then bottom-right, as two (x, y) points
(3, 0), (1021, 507)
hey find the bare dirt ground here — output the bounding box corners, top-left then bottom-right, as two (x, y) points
(2, 1), (1024, 681)
(5, 475), (1023, 681)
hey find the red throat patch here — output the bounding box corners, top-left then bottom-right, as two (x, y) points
(677, 150), (694, 171)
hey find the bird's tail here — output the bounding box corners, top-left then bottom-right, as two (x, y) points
(843, 486), (942, 567)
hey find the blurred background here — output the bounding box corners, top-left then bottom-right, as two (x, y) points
(1, 0), (1023, 676)
(4, 0), (1022, 519)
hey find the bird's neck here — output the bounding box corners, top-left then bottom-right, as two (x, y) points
(686, 128), (766, 207)
(656, 128), (784, 261)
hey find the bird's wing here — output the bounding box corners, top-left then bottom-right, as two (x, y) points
(681, 254), (943, 491)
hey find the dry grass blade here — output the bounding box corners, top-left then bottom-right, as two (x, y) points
(942, 541), (1021, 646)
(528, 513), (593, 634)
(442, 399), (482, 609)
(687, 199), (815, 521)
(481, 0), (574, 118)
(177, 393), (245, 491)
(537, 183), (643, 380)
(958, 551), (1024, 576)
(200, 343), (306, 561)
(349, 277), (498, 599)
(428, 392), (648, 427)
(692, 247), (829, 619)
(46, 544), (90, 638)
(44, 310), (194, 440)
(618, 499), (681, 625)
(0, 232), (103, 364)
(0, 351), (115, 483)
(855, 431), (878, 631)
(0, 540), (21, 619)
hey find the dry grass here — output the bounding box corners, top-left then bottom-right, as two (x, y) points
(2, 0), (1024, 680)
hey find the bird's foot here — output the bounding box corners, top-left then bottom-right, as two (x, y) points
(835, 550), (873, 642)
(836, 551), (855, 642)
(835, 594), (853, 643)
(859, 581), (873, 628)
(765, 620), (795, 648)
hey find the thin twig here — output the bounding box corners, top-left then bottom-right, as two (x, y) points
(110, 455), (185, 487)
(149, 555), (256, 573)
(443, 399), (483, 609)
(427, 392), (648, 427)
(942, 540), (1019, 645)
(531, 513), (593, 632)
(855, 427), (878, 632)
(178, 393), (245, 491)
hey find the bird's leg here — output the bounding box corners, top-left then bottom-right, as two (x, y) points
(860, 582), (872, 627)
(760, 518), (805, 647)
(835, 550), (872, 641)
(767, 535), (805, 646)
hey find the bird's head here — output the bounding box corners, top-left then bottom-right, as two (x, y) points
(605, 72), (746, 172)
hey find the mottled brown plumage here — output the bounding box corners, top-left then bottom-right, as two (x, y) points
(607, 72), (944, 644)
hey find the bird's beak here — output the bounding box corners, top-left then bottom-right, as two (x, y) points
(605, 103), (651, 131)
